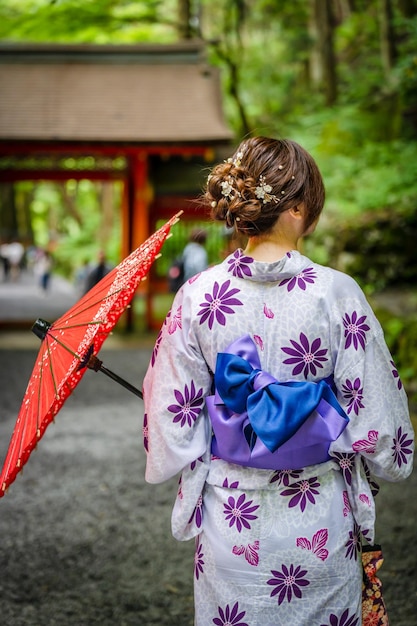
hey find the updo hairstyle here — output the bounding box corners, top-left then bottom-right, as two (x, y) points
(205, 136), (325, 237)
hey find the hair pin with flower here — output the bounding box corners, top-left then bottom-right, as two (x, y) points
(221, 177), (241, 200)
(255, 175), (279, 205)
(221, 178), (234, 198)
(226, 148), (245, 168)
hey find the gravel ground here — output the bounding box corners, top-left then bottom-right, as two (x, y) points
(0, 342), (195, 626)
(0, 339), (416, 626)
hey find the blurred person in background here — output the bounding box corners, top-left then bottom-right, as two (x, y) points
(182, 228), (208, 282)
(84, 250), (112, 293)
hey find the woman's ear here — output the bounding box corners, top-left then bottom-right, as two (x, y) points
(288, 204), (305, 221)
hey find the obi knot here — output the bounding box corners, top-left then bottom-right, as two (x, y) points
(206, 334), (349, 470)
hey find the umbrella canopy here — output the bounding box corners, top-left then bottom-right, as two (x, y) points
(0, 212), (182, 497)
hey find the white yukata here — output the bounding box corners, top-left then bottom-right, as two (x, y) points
(143, 249), (414, 626)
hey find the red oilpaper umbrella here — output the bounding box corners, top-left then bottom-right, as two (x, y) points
(0, 212), (182, 497)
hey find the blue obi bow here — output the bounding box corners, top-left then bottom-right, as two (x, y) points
(206, 335), (349, 470)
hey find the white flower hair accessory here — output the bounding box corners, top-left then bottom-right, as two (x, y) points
(221, 177), (241, 200)
(227, 149), (244, 167)
(255, 175), (279, 205)
(221, 178), (234, 198)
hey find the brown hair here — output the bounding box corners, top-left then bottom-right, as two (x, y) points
(205, 136), (325, 236)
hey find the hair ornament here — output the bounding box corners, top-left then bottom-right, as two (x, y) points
(221, 177), (241, 201)
(233, 150), (244, 167)
(221, 178), (234, 198)
(226, 148), (245, 168)
(211, 201), (217, 208)
(255, 175), (279, 205)
(225, 210), (241, 227)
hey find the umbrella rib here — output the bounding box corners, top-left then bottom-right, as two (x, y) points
(53, 298), (127, 328)
(51, 321), (104, 333)
(45, 338), (60, 400)
(36, 348), (44, 439)
(46, 333), (83, 358)
(57, 287), (126, 320)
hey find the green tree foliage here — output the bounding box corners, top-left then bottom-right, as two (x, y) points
(13, 179), (122, 278)
(0, 0), (179, 43)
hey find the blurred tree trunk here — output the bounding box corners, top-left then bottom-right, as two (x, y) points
(0, 183), (18, 241)
(59, 181), (83, 226)
(98, 182), (114, 249)
(215, 48), (251, 137)
(205, 1), (252, 137)
(398, 0), (417, 16)
(14, 184), (34, 244)
(379, 0), (396, 77)
(178, 0), (192, 39)
(309, 0), (338, 105)
(333, 0), (355, 19)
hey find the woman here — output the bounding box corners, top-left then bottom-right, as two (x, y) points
(143, 137), (414, 625)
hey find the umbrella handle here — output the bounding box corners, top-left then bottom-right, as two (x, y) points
(87, 355), (143, 399)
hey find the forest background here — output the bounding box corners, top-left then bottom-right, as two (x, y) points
(1, 0), (417, 398)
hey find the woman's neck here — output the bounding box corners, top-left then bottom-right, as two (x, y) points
(244, 233), (299, 262)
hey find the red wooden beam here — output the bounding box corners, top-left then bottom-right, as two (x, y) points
(0, 170), (126, 182)
(0, 141), (214, 159)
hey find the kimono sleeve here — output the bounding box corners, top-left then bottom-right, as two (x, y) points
(143, 289), (212, 484)
(329, 287), (414, 482)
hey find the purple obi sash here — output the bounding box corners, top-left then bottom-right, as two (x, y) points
(206, 334), (349, 470)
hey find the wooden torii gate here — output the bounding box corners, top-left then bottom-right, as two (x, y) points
(0, 41), (233, 329)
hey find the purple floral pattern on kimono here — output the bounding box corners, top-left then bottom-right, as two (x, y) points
(282, 333), (328, 377)
(232, 540), (260, 566)
(168, 305), (182, 334)
(168, 381), (204, 427)
(223, 477), (240, 489)
(361, 459), (380, 497)
(320, 608), (360, 626)
(143, 413), (149, 452)
(151, 328), (163, 366)
(223, 493), (259, 532)
(197, 280), (243, 329)
(194, 536), (205, 580)
(392, 426), (413, 467)
(352, 430), (378, 454)
(188, 494), (203, 528)
(332, 452), (355, 486)
(342, 377), (365, 415)
(343, 311), (370, 350)
(279, 267), (317, 291)
(227, 249), (254, 278)
(345, 521), (361, 560)
(296, 528), (329, 561)
(390, 359), (403, 389)
(267, 564), (310, 604)
(270, 469), (303, 487)
(281, 477), (321, 512)
(213, 602), (249, 626)
(190, 456), (204, 471)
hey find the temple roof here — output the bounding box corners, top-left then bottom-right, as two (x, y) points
(0, 42), (233, 144)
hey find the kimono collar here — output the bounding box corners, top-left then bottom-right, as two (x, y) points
(223, 249), (313, 283)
